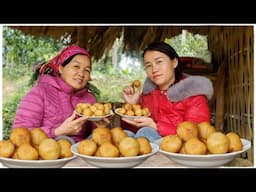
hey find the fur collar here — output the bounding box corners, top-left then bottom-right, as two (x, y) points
(142, 74), (213, 102)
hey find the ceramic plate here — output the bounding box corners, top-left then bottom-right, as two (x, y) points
(155, 138), (251, 167)
(76, 111), (113, 121)
(114, 108), (150, 120)
(0, 155), (76, 168)
(71, 142), (159, 168)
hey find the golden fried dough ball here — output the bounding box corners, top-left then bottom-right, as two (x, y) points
(177, 121), (198, 142)
(57, 139), (73, 158)
(197, 122), (216, 143)
(160, 135), (182, 153)
(104, 107), (111, 115)
(38, 138), (60, 160)
(179, 144), (186, 154)
(17, 143), (38, 160)
(12, 149), (18, 159)
(98, 142), (119, 157)
(142, 108), (150, 116)
(30, 128), (48, 148)
(94, 110), (104, 116)
(124, 103), (132, 111)
(94, 148), (101, 157)
(117, 108), (126, 115)
(10, 127), (31, 147)
(226, 132), (243, 152)
(119, 137), (139, 157)
(132, 104), (141, 111)
(76, 106), (83, 114)
(78, 139), (97, 156)
(134, 108), (143, 116)
(206, 132), (230, 154)
(89, 105), (97, 113)
(94, 103), (104, 111)
(184, 138), (207, 155)
(104, 103), (112, 110)
(132, 80), (141, 88)
(92, 127), (112, 145)
(82, 108), (93, 116)
(126, 110), (135, 116)
(137, 137), (152, 155)
(0, 140), (15, 158)
(110, 127), (128, 146)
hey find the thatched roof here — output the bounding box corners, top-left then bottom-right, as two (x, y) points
(9, 25), (212, 60)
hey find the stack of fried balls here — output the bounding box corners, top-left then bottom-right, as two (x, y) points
(0, 127), (73, 160)
(77, 127), (152, 157)
(160, 121), (243, 155)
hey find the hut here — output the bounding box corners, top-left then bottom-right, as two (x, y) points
(7, 25), (254, 164)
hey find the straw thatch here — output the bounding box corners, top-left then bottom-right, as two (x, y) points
(8, 26), (210, 61)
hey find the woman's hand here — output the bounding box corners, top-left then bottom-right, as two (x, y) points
(121, 116), (157, 130)
(94, 117), (111, 128)
(122, 85), (142, 104)
(55, 110), (88, 136)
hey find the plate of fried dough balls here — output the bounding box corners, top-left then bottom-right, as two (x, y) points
(0, 127), (76, 168)
(114, 103), (150, 120)
(154, 121), (251, 167)
(71, 127), (159, 168)
(75, 102), (113, 121)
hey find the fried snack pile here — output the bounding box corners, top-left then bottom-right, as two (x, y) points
(0, 127), (73, 160)
(116, 103), (150, 117)
(75, 102), (112, 117)
(77, 127), (152, 157)
(160, 121), (243, 155)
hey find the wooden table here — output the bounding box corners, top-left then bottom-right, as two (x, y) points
(64, 152), (180, 168)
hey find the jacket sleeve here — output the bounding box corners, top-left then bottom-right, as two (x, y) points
(13, 86), (56, 138)
(183, 95), (211, 123)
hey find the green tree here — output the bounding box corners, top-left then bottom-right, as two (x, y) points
(165, 29), (211, 63)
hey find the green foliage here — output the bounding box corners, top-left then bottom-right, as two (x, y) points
(2, 90), (29, 140)
(91, 67), (146, 103)
(165, 30), (211, 63)
(3, 26), (64, 67)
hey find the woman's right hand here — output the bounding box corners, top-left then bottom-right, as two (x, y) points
(55, 110), (88, 136)
(122, 85), (142, 104)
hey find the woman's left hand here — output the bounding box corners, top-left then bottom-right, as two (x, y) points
(94, 117), (111, 127)
(121, 116), (157, 130)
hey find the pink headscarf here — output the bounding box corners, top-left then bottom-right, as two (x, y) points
(38, 45), (91, 76)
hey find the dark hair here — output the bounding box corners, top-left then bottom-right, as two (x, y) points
(142, 41), (184, 83)
(61, 53), (79, 67)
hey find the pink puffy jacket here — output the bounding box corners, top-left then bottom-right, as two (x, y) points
(13, 75), (96, 142)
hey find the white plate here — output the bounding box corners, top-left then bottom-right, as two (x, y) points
(155, 138), (251, 167)
(0, 156), (76, 168)
(114, 108), (150, 120)
(76, 111), (113, 121)
(71, 142), (159, 168)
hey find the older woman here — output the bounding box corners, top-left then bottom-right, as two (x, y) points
(13, 45), (109, 142)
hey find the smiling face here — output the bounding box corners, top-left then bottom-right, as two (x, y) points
(58, 54), (91, 91)
(144, 50), (178, 90)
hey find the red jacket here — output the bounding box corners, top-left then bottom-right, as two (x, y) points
(122, 74), (213, 136)
(140, 90), (210, 136)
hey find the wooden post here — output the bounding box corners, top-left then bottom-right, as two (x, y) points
(77, 27), (87, 49)
(215, 62), (225, 131)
